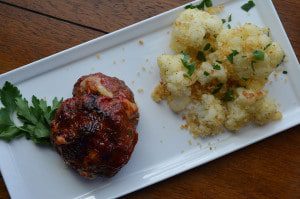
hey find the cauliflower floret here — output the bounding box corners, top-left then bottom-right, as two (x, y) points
(234, 87), (265, 106)
(157, 54), (197, 112)
(225, 102), (250, 131)
(225, 88), (263, 131)
(185, 94), (225, 137)
(158, 54), (196, 95)
(265, 42), (285, 67)
(216, 23), (285, 90)
(171, 9), (222, 52)
(250, 97), (282, 125)
(197, 61), (227, 85)
(225, 87), (281, 130)
(168, 95), (191, 113)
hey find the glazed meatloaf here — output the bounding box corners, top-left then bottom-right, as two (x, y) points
(51, 73), (139, 178)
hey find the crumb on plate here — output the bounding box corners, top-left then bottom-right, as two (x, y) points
(139, 40), (144, 45)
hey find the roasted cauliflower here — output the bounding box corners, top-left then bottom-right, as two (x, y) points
(171, 9), (222, 53)
(152, 8), (284, 137)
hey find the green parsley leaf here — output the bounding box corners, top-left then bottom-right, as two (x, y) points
(228, 14), (232, 22)
(197, 51), (206, 62)
(283, 71), (288, 74)
(227, 24), (231, 29)
(251, 61), (256, 71)
(212, 64), (221, 70)
(16, 98), (38, 124)
(0, 126), (22, 141)
(253, 50), (265, 60)
(0, 82), (21, 114)
(277, 55), (286, 67)
(223, 90), (235, 102)
(0, 81), (62, 145)
(212, 83), (223, 94)
(197, 1), (205, 10)
(227, 50), (239, 64)
(181, 53), (196, 76)
(0, 108), (14, 129)
(203, 43), (211, 51)
(264, 43), (272, 50)
(242, 77), (249, 81)
(50, 97), (63, 122)
(204, 71), (210, 76)
(185, 0), (212, 10)
(222, 19), (226, 24)
(204, 0), (213, 7)
(185, 4), (196, 9)
(241, 0), (255, 12)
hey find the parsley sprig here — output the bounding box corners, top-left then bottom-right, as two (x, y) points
(0, 82), (62, 144)
(241, 0), (255, 12)
(181, 53), (196, 76)
(197, 51), (206, 62)
(212, 83), (223, 94)
(212, 63), (221, 70)
(185, 0), (213, 10)
(227, 50), (239, 64)
(222, 90), (235, 102)
(253, 50), (265, 60)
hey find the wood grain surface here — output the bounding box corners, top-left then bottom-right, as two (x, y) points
(0, 2), (103, 74)
(0, 0), (299, 198)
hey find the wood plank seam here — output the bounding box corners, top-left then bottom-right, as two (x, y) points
(0, 0), (109, 34)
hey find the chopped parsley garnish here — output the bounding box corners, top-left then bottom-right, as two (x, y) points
(227, 50), (239, 64)
(283, 71), (288, 74)
(185, 0), (212, 10)
(223, 90), (235, 102)
(204, 71), (210, 76)
(242, 77), (249, 81)
(212, 83), (223, 94)
(204, 0), (213, 7)
(264, 43), (272, 50)
(185, 4), (196, 9)
(241, 0), (255, 12)
(212, 64), (221, 70)
(253, 50), (265, 60)
(251, 61), (256, 71)
(181, 52), (196, 76)
(277, 55), (286, 67)
(197, 1), (206, 9)
(228, 14), (232, 22)
(197, 51), (206, 62)
(184, 4), (197, 9)
(222, 19), (226, 24)
(203, 43), (211, 51)
(227, 24), (231, 29)
(0, 82), (62, 144)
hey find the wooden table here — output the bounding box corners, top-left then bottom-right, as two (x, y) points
(0, 0), (299, 198)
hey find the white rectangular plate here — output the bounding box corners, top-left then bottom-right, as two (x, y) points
(0, 0), (299, 198)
